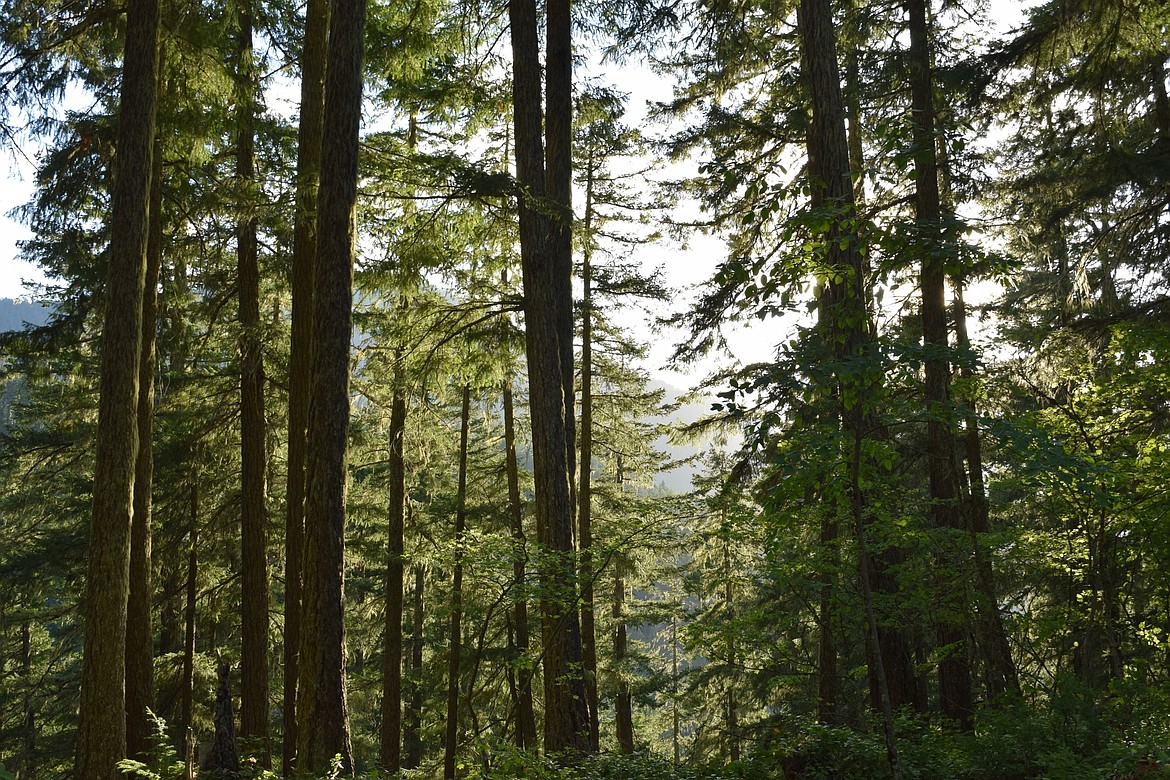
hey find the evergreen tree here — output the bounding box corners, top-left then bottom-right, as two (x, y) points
(75, 0), (159, 775)
(296, 0), (367, 769)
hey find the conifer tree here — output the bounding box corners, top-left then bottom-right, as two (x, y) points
(283, 0), (328, 771)
(125, 56), (165, 759)
(75, 0), (159, 775)
(234, 0), (271, 755)
(296, 0), (367, 769)
(906, 0), (972, 729)
(797, 0), (901, 774)
(508, 0), (591, 753)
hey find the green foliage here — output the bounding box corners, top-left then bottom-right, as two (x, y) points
(465, 750), (777, 780)
(754, 706), (1170, 780)
(114, 710), (185, 780)
(4, 0), (1170, 774)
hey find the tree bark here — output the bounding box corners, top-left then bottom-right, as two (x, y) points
(815, 506), (838, 725)
(403, 564), (426, 769)
(952, 275), (1019, 700)
(295, 0), (365, 769)
(797, 0), (902, 775)
(444, 385), (472, 779)
(938, 119), (1021, 704)
(503, 379), (538, 750)
(236, 1), (271, 758)
(613, 458), (634, 754)
(508, 0), (590, 753)
(283, 0), (329, 772)
(578, 158), (600, 751)
(613, 554), (634, 754)
(126, 66), (164, 760)
(906, 0), (973, 729)
(722, 521), (740, 761)
(203, 661), (241, 776)
(75, 0), (159, 774)
(380, 361), (407, 772)
(181, 462), (199, 747)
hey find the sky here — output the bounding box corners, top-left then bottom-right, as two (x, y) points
(0, 0), (1035, 384)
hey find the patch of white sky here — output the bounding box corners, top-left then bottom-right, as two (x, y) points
(0, 0), (1038, 392)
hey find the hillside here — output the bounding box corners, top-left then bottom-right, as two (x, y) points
(0, 297), (51, 333)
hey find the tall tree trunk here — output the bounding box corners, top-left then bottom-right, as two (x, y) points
(283, 0), (329, 772)
(798, 0), (902, 775)
(906, 0), (973, 730)
(503, 379), (538, 750)
(938, 130), (1020, 703)
(612, 457), (635, 753)
(444, 385), (472, 779)
(578, 156), (600, 751)
(380, 114), (416, 770)
(236, 2), (270, 758)
(545, 0), (576, 503)
(181, 462), (200, 745)
(815, 505), (838, 725)
(295, 0), (366, 769)
(403, 564), (426, 769)
(814, 18), (865, 725)
(380, 358), (407, 771)
(722, 520), (740, 761)
(720, 523), (739, 762)
(613, 552), (634, 754)
(844, 4), (866, 208)
(126, 64), (164, 759)
(508, 0), (590, 753)
(75, 0), (159, 774)
(951, 274), (1018, 699)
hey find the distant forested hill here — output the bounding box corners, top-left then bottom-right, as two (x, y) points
(0, 297), (51, 332)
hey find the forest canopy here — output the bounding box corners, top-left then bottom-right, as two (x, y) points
(1, 0), (1169, 779)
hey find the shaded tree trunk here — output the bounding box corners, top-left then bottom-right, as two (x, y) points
(508, 0), (590, 753)
(235, 1), (270, 758)
(444, 385), (472, 779)
(613, 554), (634, 754)
(797, 0), (903, 776)
(503, 379), (538, 750)
(380, 360), (407, 772)
(722, 520), (740, 761)
(938, 130), (1021, 703)
(906, 0), (973, 729)
(380, 115), (416, 769)
(403, 564), (426, 769)
(578, 161), (600, 751)
(181, 462), (199, 746)
(816, 507), (838, 725)
(283, 0), (329, 772)
(203, 661), (241, 776)
(75, 0), (159, 774)
(126, 66), (164, 760)
(295, 0), (366, 769)
(613, 457), (634, 754)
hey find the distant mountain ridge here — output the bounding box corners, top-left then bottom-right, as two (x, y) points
(0, 297), (51, 333)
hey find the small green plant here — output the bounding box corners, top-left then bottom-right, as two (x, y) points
(115, 710), (185, 780)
